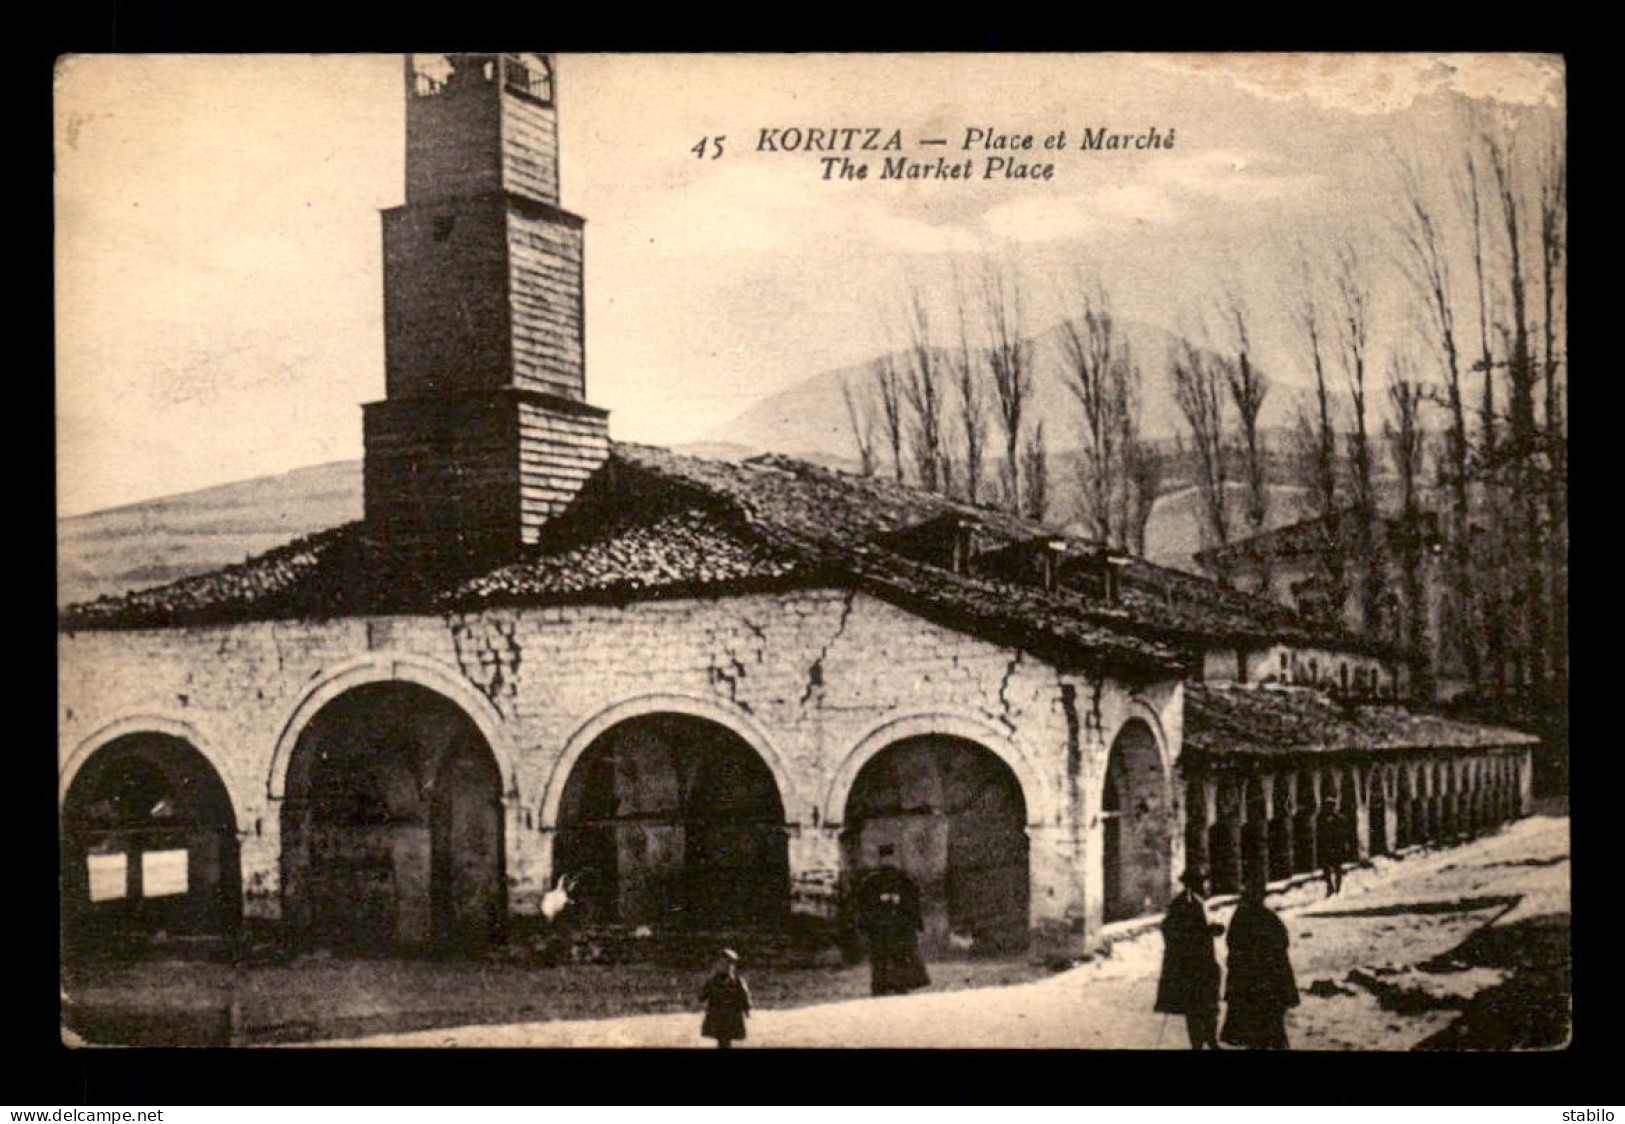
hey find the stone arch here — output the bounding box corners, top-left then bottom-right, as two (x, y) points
(549, 707), (791, 929)
(1101, 717), (1175, 923)
(62, 726), (243, 950)
(278, 679), (508, 953)
(542, 694), (797, 830)
(63, 715), (250, 832)
(268, 654), (521, 803)
(825, 712), (1051, 829)
(840, 731), (1030, 953)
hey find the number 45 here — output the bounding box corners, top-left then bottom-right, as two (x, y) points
(691, 135), (726, 160)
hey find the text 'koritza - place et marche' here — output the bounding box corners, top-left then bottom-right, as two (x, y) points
(58, 54), (1537, 963)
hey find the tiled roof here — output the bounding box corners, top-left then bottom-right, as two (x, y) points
(59, 444), (1405, 672)
(1193, 508), (1442, 569)
(1183, 683), (1540, 760)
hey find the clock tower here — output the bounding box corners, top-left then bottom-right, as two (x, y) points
(364, 53), (609, 564)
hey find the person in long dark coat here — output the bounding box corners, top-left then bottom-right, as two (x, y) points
(1220, 880), (1299, 1049)
(856, 865), (931, 996)
(1154, 867), (1223, 1049)
(698, 948), (751, 1048)
(1318, 799), (1351, 895)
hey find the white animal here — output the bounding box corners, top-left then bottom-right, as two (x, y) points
(947, 931), (976, 953)
(540, 874), (576, 923)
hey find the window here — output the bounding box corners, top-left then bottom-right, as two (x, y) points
(504, 54), (554, 104)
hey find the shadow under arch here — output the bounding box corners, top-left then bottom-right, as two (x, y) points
(823, 712), (1052, 830)
(547, 700), (792, 929)
(540, 694), (799, 830)
(278, 677), (508, 954)
(61, 726), (243, 951)
(267, 654), (521, 803)
(1102, 716), (1176, 923)
(838, 728), (1031, 954)
(62, 714), (250, 833)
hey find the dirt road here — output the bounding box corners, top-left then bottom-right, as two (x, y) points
(320, 814), (1569, 1050)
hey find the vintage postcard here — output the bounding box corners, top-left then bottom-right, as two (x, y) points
(55, 53), (1567, 1050)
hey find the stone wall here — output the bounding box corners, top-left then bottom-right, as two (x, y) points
(59, 588), (1184, 955)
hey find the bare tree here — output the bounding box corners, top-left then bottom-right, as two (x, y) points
(1217, 287), (1270, 582)
(840, 375), (878, 477)
(898, 284), (947, 493)
(1058, 274), (1134, 546)
(1172, 337), (1230, 583)
(1461, 134), (1509, 700)
(949, 272), (989, 504)
(1124, 436), (1163, 558)
(1288, 250), (1346, 621)
(1385, 353), (1432, 698)
(1332, 240), (1381, 634)
(1536, 133), (1567, 696)
(1485, 122), (1546, 699)
(1396, 152), (1480, 693)
(982, 263), (1032, 514)
(869, 354), (906, 483)
(1021, 420), (1049, 522)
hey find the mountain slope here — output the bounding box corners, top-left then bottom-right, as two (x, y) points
(58, 461), (363, 607)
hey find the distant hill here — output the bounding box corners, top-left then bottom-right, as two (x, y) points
(57, 461), (362, 607)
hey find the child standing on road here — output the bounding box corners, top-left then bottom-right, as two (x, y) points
(699, 948), (752, 1049)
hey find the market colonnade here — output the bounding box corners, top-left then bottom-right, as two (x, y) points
(60, 663), (1182, 957)
(1184, 751), (1534, 895)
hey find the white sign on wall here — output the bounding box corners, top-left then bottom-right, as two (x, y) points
(87, 853), (127, 902)
(142, 849), (190, 898)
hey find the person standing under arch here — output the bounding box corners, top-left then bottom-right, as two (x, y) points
(855, 863), (930, 996)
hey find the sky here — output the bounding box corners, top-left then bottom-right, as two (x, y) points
(53, 53), (1563, 516)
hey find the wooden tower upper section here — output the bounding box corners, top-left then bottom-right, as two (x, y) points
(365, 53), (608, 564)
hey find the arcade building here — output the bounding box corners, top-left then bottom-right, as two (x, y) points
(57, 53), (1538, 961)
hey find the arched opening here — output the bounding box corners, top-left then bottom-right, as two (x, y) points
(1292, 769), (1319, 875)
(843, 735), (1029, 953)
(62, 733), (240, 954)
(553, 714), (789, 930)
(1268, 773), (1294, 880)
(1102, 720), (1173, 923)
(1395, 767), (1414, 848)
(1241, 774), (1269, 892)
(1368, 767), (1390, 856)
(280, 683), (506, 954)
(1209, 776), (1243, 895)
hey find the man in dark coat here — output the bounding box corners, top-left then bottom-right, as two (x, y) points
(698, 948), (751, 1048)
(1220, 879), (1300, 1049)
(1154, 867), (1223, 1049)
(1318, 799), (1351, 895)
(856, 865), (931, 996)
